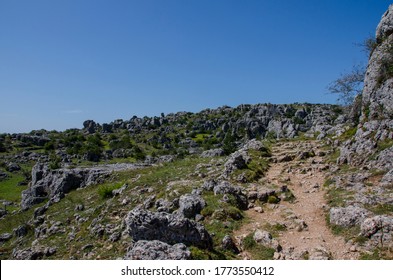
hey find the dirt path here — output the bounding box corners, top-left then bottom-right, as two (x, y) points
(235, 140), (359, 260)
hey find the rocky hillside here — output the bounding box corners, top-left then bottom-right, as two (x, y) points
(1, 5), (393, 260)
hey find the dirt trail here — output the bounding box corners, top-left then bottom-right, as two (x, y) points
(235, 140), (359, 260)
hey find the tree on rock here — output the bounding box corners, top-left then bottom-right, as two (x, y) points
(327, 64), (365, 106)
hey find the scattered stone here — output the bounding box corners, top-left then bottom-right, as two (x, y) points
(75, 204), (85, 211)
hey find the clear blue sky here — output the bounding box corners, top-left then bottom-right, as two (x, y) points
(0, 0), (391, 133)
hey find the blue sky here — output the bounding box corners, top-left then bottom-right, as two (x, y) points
(0, 0), (391, 133)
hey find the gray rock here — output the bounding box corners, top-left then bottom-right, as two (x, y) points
(329, 206), (370, 227)
(277, 154), (295, 163)
(109, 232), (121, 242)
(75, 204), (85, 211)
(6, 163), (21, 172)
(0, 233), (13, 242)
(112, 183), (128, 196)
(201, 148), (225, 158)
(361, 215), (393, 243)
(253, 229), (272, 244)
(0, 208), (7, 218)
(83, 120), (98, 134)
(124, 240), (191, 260)
(309, 247), (331, 260)
(213, 181), (248, 209)
(125, 208), (212, 249)
(221, 235), (239, 253)
(253, 229), (282, 252)
(202, 179), (217, 191)
(21, 163), (140, 210)
(381, 169), (393, 187)
(224, 151), (248, 175)
(12, 248), (44, 260)
(14, 225), (28, 237)
(178, 194), (206, 219)
(0, 171), (8, 180)
(376, 4), (393, 41)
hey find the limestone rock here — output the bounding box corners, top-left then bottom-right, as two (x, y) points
(125, 208), (213, 249)
(177, 194), (206, 219)
(221, 235), (239, 253)
(201, 148), (225, 158)
(361, 215), (393, 243)
(329, 206), (370, 227)
(124, 240), (191, 260)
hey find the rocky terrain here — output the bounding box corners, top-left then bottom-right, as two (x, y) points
(1, 5), (393, 260)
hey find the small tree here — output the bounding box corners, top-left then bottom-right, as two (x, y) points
(327, 64), (365, 106)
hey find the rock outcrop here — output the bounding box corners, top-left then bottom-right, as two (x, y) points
(21, 163), (141, 210)
(124, 240), (191, 260)
(339, 4), (393, 166)
(125, 208), (213, 249)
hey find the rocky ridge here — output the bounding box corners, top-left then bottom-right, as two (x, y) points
(1, 5), (393, 260)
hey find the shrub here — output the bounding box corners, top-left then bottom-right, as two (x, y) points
(267, 195), (279, 204)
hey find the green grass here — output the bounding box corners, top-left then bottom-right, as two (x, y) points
(377, 139), (393, 152)
(325, 186), (354, 208)
(230, 148), (270, 182)
(366, 203), (393, 215)
(325, 214), (362, 242)
(359, 247), (393, 260)
(201, 192), (245, 248)
(263, 223), (287, 238)
(339, 127), (357, 141)
(97, 182), (125, 199)
(0, 172), (28, 203)
(242, 233), (275, 260)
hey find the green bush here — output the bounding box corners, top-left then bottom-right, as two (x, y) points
(267, 195), (279, 204)
(97, 183), (123, 199)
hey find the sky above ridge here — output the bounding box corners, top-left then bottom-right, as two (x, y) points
(0, 0), (391, 133)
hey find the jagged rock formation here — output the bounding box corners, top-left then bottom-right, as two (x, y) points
(125, 208), (213, 249)
(21, 163), (141, 210)
(339, 4), (393, 166)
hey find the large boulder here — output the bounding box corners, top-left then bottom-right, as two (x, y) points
(329, 206), (370, 227)
(213, 181), (248, 210)
(124, 240), (190, 260)
(125, 208), (213, 249)
(361, 215), (393, 244)
(177, 194), (206, 219)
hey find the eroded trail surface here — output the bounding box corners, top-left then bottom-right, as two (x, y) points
(235, 140), (359, 260)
